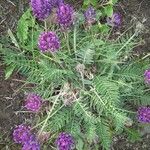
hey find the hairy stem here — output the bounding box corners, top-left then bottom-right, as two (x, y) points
(66, 32), (71, 55)
(38, 92), (62, 136)
(73, 26), (77, 59)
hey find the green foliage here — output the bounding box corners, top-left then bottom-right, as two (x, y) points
(8, 29), (20, 48)
(17, 9), (35, 44)
(1, 4), (149, 150)
(125, 128), (141, 142)
(76, 138), (84, 150)
(82, 0), (116, 33)
(96, 121), (112, 150)
(104, 5), (113, 17)
(76, 44), (95, 64)
(83, 0), (117, 10)
(5, 65), (16, 80)
(17, 9), (41, 50)
(83, 0), (99, 7)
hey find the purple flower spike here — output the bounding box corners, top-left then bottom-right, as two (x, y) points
(84, 6), (96, 25)
(57, 3), (74, 28)
(31, 0), (52, 20)
(138, 106), (150, 123)
(13, 124), (31, 144)
(25, 93), (42, 112)
(50, 0), (64, 7)
(55, 132), (74, 150)
(22, 135), (40, 150)
(38, 31), (60, 52)
(144, 69), (150, 84)
(106, 13), (121, 27)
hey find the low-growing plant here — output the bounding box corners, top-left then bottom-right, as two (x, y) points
(0, 0), (150, 150)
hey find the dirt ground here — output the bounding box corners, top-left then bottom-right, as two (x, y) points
(0, 66), (26, 149)
(118, 0), (150, 56)
(0, 0), (150, 149)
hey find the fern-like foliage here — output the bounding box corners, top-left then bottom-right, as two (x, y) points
(96, 120), (112, 150)
(76, 44), (95, 65)
(1, 8), (149, 150)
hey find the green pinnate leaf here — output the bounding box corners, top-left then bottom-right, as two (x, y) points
(5, 65), (16, 80)
(104, 5), (113, 17)
(91, 0), (98, 6)
(83, 0), (98, 7)
(76, 138), (84, 150)
(8, 29), (20, 48)
(17, 9), (35, 44)
(112, 0), (118, 4)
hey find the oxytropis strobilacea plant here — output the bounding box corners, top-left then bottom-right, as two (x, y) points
(1, 0), (150, 150)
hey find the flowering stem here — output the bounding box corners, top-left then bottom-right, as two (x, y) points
(105, 27), (113, 42)
(81, 72), (85, 90)
(44, 21), (47, 31)
(116, 32), (137, 55)
(40, 52), (64, 69)
(40, 52), (57, 62)
(51, 53), (65, 69)
(13, 82), (28, 96)
(31, 27), (35, 59)
(38, 92), (62, 136)
(32, 104), (65, 130)
(116, 108), (136, 114)
(73, 26), (77, 59)
(66, 32), (71, 55)
(97, 0), (112, 8)
(108, 64), (115, 79)
(142, 53), (150, 60)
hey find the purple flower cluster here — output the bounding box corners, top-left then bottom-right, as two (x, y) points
(138, 106), (150, 123)
(30, 0), (52, 20)
(55, 132), (74, 150)
(144, 69), (150, 84)
(84, 6), (96, 25)
(22, 135), (40, 150)
(50, 0), (64, 7)
(13, 124), (40, 150)
(38, 31), (60, 52)
(107, 13), (121, 27)
(13, 124), (31, 144)
(57, 3), (74, 28)
(25, 93), (42, 112)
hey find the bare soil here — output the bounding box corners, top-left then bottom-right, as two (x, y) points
(118, 0), (150, 56)
(0, 66), (33, 149)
